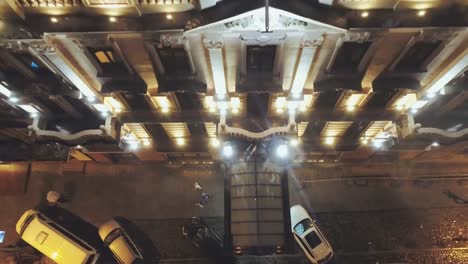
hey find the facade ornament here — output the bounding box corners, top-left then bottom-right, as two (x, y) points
(203, 40), (224, 49)
(302, 36), (324, 48)
(344, 31), (371, 43)
(0, 40), (26, 52)
(224, 15), (255, 30)
(30, 42), (55, 53)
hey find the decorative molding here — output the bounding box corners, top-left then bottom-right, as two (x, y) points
(203, 40), (224, 49)
(277, 14), (308, 29)
(29, 42), (55, 53)
(224, 15), (255, 30)
(344, 31), (371, 43)
(0, 40), (26, 52)
(302, 36), (324, 48)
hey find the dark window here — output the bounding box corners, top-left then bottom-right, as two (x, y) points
(394, 41), (442, 73)
(246, 45), (276, 78)
(305, 231), (322, 249)
(104, 229), (121, 244)
(48, 223), (94, 251)
(157, 47), (191, 74)
(330, 42), (371, 74)
(19, 214), (36, 235)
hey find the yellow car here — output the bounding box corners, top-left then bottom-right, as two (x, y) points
(16, 209), (100, 264)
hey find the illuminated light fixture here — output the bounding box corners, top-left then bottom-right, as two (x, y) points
(129, 141), (140, 150)
(0, 230), (5, 243)
(166, 14), (173, 20)
(290, 138), (299, 147)
(275, 97), (286, 113)
(410, 108), (418, 114)
(222, 143), (234, 158)
(18, 105), (39, 114)
(30, 112), (38, 118)
(8, 97), (19, 103)
(361, 11), (369, 18)
(439, 88), (446, 95)
(396, 105), (404, 111)
(76, 145), (82, 149)
(100, 112), (109, 117)
(92, 103), (110, 112)
(114, 108), (122, 113)
(50, 17), (59, 23)
(210, 138), (220, 148)
(346, 105), (355, 112)
(291, 92), (301, 100)
(361, 138), (369, 145)
(431, 142), (440, 147)
(176, 138), (185, 146)
(154, 96), (172, 112)
(109, 17), (117, 23)
(324, 137), (335, 146)
(427, 93), (436, 99)
(142, 139), (151, 147)
(86, 96), (96, 102)
(230, 97), (241, 113)
(18, 104), (38, 114)
(373, 140), (383, 149)
(0, 82), (12, 97)
(276, 143), (289, 159)
(417, 10), (427, 17)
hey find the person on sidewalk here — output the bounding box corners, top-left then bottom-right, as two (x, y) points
(194, 182), (202, 191)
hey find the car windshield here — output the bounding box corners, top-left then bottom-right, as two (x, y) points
(305, 231), (322, 249)
(293, 218), (314, 235)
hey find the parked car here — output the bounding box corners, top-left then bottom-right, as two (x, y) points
(99, 217), (159, 264)
(290, 205), (333, 264)
(16, 209), (101, 264)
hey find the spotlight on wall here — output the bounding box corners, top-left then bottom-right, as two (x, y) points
(361, 11), (369, 18)
(50, 17), (59, 23)
(222, 143), (234, 158)
(166, 14), (173, 20)
(109, 17), (117, 23)
(276, 143), (289, 159)
(417, 10), (427, 17)
(210, 138), (220, 148)
(290, 138), (299, 147)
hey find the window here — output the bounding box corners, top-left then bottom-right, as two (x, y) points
(104, 229), (121, 244)
(19, 214), (35, 235)
(49, 223), (94, 251)
(330, 42), (371, 74)
(88, 48), (127, 75)
(246, 45), (276, 77)
(305, 231), (322, 249)
(156, 47), (191, 75)
(94, 51), (115, 64)
(294, 219), (314, 235)
(394, 41), (442, 73)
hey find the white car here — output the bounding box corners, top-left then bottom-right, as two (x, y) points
(98, 218), (144, 264)
(290, 205), (333, 264)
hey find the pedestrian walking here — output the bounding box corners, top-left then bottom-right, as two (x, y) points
(46, 191), (62, 206)
(194, 182), (202, 191)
